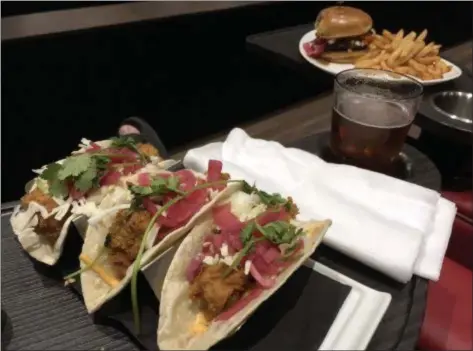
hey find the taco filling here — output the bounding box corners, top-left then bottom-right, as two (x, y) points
(185, 184), (303, 323)
(20, 188), (70, 244)
(98, 160), (230, 280)
(12, 136), (162, 251)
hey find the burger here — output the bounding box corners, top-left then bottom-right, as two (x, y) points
(303, 6), (374, 64)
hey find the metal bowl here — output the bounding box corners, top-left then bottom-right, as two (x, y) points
(430, 91), (472, 124)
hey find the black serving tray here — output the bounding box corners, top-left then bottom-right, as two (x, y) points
(1, 207), (351, 351)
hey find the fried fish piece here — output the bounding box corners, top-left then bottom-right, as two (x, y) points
(21, 188), (65, 243)
(189, 263), (248, 320)
(137, 143), (160, 158)
(107, 209), (153, 279)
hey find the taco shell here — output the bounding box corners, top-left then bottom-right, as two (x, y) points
(80, 181), (241, 313)
(157, 212), (331, 350)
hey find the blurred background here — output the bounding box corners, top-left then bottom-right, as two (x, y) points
(2, 1), (472, 202)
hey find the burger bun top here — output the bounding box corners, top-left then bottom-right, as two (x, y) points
(315, 6), (373, 39)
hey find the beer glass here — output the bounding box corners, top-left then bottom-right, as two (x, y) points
(330, 68), (423, 173)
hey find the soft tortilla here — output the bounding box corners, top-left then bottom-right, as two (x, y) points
(157, 213), (331, 350)
(9, 160), (167, 266)
(80, 181), (241, 313)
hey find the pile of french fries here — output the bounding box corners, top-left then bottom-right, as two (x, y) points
(354, 29), (452, 81)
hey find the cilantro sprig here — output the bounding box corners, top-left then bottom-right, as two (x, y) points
(110, 136), (148, 162)
(242, 181), (289, 209)
(39, 137), (150, 199)
(40, 153), (109, 198)
(255, 220), (304, 246)
(128, 178), (242, 333)
(224, 218), (304, 277)
(128, 175), (185, 212)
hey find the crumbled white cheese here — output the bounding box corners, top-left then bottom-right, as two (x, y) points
(221, 254), (236, 267)
(244, 203), (268, 222)
(80, 138), (92, 148)
(71, 200), (100, 218)
(72, 138), (93, 154)
(49, 202), (73, 221)
(220, 243), (229, 258)
(244, 260), (252, 275)
(229, 191), (267, 221)
(202, 255), (219, 265)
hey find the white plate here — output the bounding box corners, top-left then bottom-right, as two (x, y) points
(303, 259), (392, 350)
(299, 30), (462, 86)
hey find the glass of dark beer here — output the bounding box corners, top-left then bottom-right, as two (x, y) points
(330, 68), (423, 174)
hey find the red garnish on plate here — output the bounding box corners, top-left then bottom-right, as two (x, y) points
(303, 39), (326, 58)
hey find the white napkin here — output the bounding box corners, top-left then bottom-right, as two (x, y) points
(184, 128), (457, 283)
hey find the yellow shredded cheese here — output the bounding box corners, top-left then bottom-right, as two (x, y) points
(191, 312), (210, 335)
(79, 254), (120, 288)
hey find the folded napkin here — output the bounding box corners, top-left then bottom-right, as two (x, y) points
(184, 128), (457, 283)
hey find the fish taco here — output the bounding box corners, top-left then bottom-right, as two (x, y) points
(157, 183), (331, 350)
(78, 160), (240, 314)
(10, 136), (165, 265)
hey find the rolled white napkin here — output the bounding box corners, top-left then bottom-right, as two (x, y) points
(184, 128), (457, 283)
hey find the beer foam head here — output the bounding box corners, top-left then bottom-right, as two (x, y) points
(335, 68), (424, 101)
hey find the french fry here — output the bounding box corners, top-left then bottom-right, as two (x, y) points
(416, 56), (440, 65)
(428, 64), (442, 75)
(358, 49), (381, 61)
(355, 56), (382, 68)
(404, 31), (417, 41)
(394, 66), (417, 76)
(416, 29), (428, 42)
(397, 41), (424, 65)
(375, 34), (390, 44)
(353, 27), (447, 81)
(412, 41), (426, 56)
(391, 29), (405, 50)
(408, 59), (427, 74)
(420, 71), (433, 81)
(393, 66), (411, 74)
(380, 59), (391, 70)
(372, 39), (387, 49)
(417, 42), (434, 58)
(382, 29), (395, 40)
(400, 39), (415, 58)
(437, 60), (451, 74)
(387, 45), (403, 67)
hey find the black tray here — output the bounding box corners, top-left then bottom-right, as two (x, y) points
(1, 210), (351, 351)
